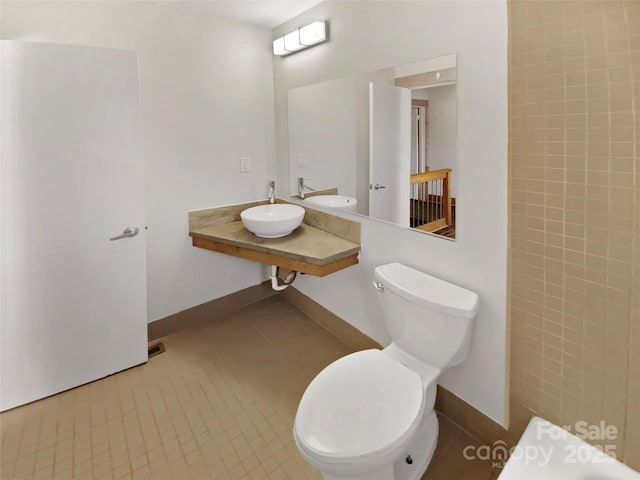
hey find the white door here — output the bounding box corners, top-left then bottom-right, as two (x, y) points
(1, 41), (147, 411)
(369, 82), (411, 226)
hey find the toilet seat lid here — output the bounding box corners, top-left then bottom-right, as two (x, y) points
(294, 349), (424, 461)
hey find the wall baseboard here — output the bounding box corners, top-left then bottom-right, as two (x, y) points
(435, 386), (512, 447)
(147, 281), (276, 341)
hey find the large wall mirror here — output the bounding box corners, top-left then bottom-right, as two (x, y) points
(288, 54), (457, 240)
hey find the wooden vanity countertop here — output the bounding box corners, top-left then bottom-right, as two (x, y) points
(189, 221), (361, 277)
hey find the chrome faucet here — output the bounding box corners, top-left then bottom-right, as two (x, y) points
(298, 177), (316, 199)
(267, 180), (275, 204)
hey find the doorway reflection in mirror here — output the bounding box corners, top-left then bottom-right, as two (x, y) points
(407, 83), (456, 239)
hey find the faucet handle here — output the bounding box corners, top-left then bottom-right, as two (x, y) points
(267, 180), (276, 203)
(298, 178), (314, 191)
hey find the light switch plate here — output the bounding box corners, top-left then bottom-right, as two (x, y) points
(240, 157), (251, 173)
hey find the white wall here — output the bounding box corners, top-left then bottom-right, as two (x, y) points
(288, 76), (357, 196)
(274, 1), (509, 425)
(1, 1), (276, 322)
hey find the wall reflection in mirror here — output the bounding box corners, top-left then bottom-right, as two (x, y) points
(288, 54), (457, 240)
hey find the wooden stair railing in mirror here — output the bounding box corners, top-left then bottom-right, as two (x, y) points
(410, 168), (453, 235)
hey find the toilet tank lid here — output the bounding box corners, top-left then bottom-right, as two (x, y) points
(374, 263), (479, 319)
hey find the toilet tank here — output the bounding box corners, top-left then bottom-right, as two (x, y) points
(374, 263), (479, 368)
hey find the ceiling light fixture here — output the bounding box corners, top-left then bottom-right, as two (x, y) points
(273, 21), (327, 57)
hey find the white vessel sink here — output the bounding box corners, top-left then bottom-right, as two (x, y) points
(240, 204), (305, 238)
(305, 195), (357, 212)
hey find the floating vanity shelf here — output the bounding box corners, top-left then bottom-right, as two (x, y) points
(188, 200), (361, 277)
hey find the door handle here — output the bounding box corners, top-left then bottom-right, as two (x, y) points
(370, 184), (387, 190)
(110, 226), (140, 241)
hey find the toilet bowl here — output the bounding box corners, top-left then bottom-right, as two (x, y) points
(293, 263), (479, 480)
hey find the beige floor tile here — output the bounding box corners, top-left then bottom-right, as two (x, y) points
(1, 295), (495, 480)
(422, 415), (496, 480)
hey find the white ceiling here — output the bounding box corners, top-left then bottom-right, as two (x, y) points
(160, 0), (324, 29)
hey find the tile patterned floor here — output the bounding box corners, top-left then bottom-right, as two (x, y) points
(1, 295), (496, 479)
(425, 416), (498, 480)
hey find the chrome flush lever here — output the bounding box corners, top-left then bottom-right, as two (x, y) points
(110, 226), (140, 241)
(372, 281), (384, 291)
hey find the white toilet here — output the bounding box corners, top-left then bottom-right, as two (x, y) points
(293, 263), (479, 480)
